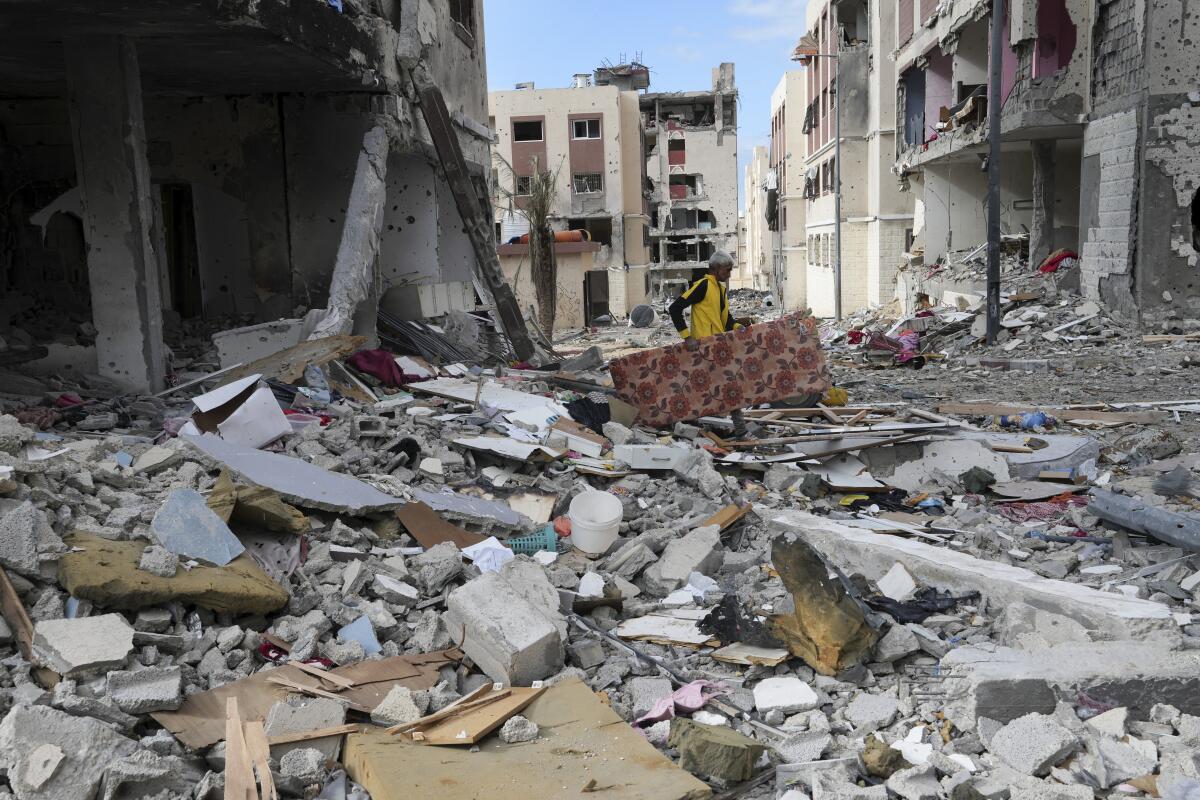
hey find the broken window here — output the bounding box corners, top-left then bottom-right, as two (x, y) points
(513, 120), (543, 142)
(567, 217), (612, 245)
(572, 118), (601, 139)
(572, 173), (603, 194)
(668, 138), (686, 166)
(515, 176), (533, 195)
(449, 0), (474, 35)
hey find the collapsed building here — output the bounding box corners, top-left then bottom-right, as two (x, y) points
(892, 0), (1200, 322)
(0, 0), (506, 393)
(642, 64), (740, 296)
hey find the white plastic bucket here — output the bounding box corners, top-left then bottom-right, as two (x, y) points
(568, 491), (623, 556)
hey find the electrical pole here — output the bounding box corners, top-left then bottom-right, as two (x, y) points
(985, 0), (1004, 344)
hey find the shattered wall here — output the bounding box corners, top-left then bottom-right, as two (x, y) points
(1079, 110), (1140, 316)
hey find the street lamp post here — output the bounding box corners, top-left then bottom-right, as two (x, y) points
(793, 34), (841, 321)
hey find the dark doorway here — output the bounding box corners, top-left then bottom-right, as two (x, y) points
(160, 184), (202, 318)
(583, 270), (610, 325)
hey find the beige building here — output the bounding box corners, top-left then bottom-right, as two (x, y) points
(796, 0), (913, 317)
(742, 145), (773, 293)
(489, 65), (652, 328)
(642, 63), (739, 296)
(768, 72), (809, 310)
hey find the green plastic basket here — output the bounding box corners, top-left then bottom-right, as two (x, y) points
(506, 527), (565, 555)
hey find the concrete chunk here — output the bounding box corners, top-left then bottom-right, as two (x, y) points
(753, 677), (819, 715)
(106, 666), (183, 713)
(770, 511), (1175, 640)
(265, 696), (347, 762)
(669, 717), (765, 783)
(0, 705), (139, 800)
(845, 693), (900, 730)
(877, 563), (918, 601)
(988, 713), (1079, 776)
(0, 501), (62, 577)
(444, 571), (564, 685)
(886, 764), (941, 800)
(874, 624), (921, 662)
(640, 525), (722, 596)
(151, 488), (245, 566)
(33, 613), (134, 676)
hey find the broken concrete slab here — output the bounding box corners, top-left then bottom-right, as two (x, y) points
(0, 704), (139, 800)
(265, 696), (348, 762)
(184, 432), (404, 514)
(874, 624), (921, 662)
(444, 571), (564, 685)
(753, 677), (819, 715)
(106, 666), (183, 713)
(1089, 489), (1200, 552)
(59, 532), (288, 615)
(845, 693), (901, 729)
(768, 531), (883, 675)
(370, 685), (428, 726)
(886, 764), (941, 800)
(886, 439), (1011, 493)
(877, 563), (918, 601)
(668, 717), (766, 783)
(33, 613), (134, 676)
(151, 488), (245, 566)
(941, 641), (1200, 729)
(640, 525), (722, 596)
(987, 713), (1079, 776)
(0, 500), (64, 577)
(769, 512), (1176, 640)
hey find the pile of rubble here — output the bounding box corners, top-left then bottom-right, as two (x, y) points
(0, 305), (1197, 800)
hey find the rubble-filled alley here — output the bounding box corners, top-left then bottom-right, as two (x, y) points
(2, 243), (1200, 800)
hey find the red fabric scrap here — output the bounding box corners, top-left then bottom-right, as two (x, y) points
(347, 349), (429, 388)
(1038, 249), (1078, 274)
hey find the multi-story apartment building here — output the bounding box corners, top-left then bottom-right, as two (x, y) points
(767, 71), (809, 310)
(891, 0), (1199, 321)
(742, 145), (774, 293)
(795, 0), (913, 317)
(489, 64), (653, 326)
(641, 64), (740, 296)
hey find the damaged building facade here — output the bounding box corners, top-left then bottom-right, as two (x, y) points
(488, 64), (653, 329)
(892, 0), (1200, 321)
(0, 0), (499, 392)
(794, 0), (912, 317)
(642, 64), (740, 296)
(766, 71), (810, 311)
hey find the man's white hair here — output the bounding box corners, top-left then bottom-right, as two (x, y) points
(709, 251), (734, 269)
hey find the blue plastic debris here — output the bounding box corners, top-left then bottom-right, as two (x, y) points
(115, 451), (134, 468)
(337, 615), (381, 655)
(996, 411), (1053, 430)
(151, 488), (246, 566)
(326, 0), (343, 11)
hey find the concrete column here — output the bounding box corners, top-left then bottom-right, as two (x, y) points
(1030, 141), (1056, 269)
(64, 36), (166, 392)
(308, 125), (389, 342)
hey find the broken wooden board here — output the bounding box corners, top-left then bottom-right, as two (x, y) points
(614, 609), (717, 648)
(937, 402), (1167, 425)
(396, 501), (487, 550)
(224, 334), (366, 385)
(344, 679), (711, 800)
(701, 503), (754, 531)
(711, 643), (790, 667)
(399, 686), (543, 745)
(153, 650), (459, 748)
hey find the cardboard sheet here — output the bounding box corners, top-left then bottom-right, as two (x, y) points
(180, 374), (291, 449)
(809, 454), (886, 491)
(614, 609), (717, 647)
(344, 679), (711, 800)
(396, 502), (487, 549)
(410, 489), (526, 527)
(452, 436), (563, 462)
(152, 650), (458, 749)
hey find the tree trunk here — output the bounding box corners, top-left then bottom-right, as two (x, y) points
(531, 224), (557, 335)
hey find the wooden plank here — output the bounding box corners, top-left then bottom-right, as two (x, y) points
(265, 676), (372, 712)
(393, 690), (513, 736)
(225, 698), (259, 800)
(403, 687), (544, 746)
(0, 566), (36, 661)
(268, 723), (362, 746)
(386, 683), (494, 735)
(290, 660), (356, 690)
(816, 403), (844, 425)
(243, 720), (278, 800)
(989, 443), (1034, 453)
(844, 409), (870, 426)
(937, 402), (1167, 424)
(701, 503), (754, 531)
(224, 334), (366, 385)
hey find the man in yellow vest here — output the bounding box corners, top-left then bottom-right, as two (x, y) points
(667, 251), (755, 438)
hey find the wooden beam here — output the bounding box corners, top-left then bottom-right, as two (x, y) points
(937, 402), (1167, 424)
(267, 723), (362, 746)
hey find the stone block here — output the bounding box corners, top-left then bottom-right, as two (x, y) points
(668, 718), (765, 783)
(874, 624), (920, 662)
(370, 685), (428, 727)
(640, 525), (722, 596)
(0, 705), (139, 800)
(33, 613), (134, 676)
(106, 666), (183, 713)
(988, 713), (1079, 776)
(753, 677), (819, 715)
(886, 764), (941, 800)
(0, 501), (62, 577)
(371, 573), (419, 606)
(845, 693), (900, 730)
(444, 572), (564, 685)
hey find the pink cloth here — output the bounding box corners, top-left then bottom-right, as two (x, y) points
(634, 679), (727, 727)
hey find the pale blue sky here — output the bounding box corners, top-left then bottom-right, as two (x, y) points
(482, 0), (810, 212)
